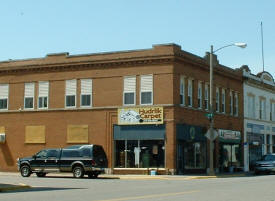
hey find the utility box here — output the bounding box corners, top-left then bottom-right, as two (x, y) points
(0, 133), (6, 143)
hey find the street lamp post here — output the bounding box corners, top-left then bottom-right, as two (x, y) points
(208, 43), (247, 176)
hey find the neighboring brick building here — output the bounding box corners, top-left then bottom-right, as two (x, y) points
(0, 44), (243, 174)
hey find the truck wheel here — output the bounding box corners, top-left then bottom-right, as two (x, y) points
(73, 166), (84, 178)
(20, 165), (31, 177)
(36, 172), (47, 177)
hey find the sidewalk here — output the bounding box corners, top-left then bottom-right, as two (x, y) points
(0, 171), (251, 192)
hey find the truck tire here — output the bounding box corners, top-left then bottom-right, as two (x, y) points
(36, 172), (47, 177)
(73, 166), (84, 178)
(20, 165), (31, 177)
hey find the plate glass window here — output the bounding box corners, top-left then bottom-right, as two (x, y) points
(24, 83), (34, 109)
(140, 75), (153, 105)
(66, 80), (76, 108)
(81, 79), (92, 107)
(123, 76), (136, 105)
(0, 84), (8, 110)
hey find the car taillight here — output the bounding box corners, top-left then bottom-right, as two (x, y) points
(91, 160), (96, 166)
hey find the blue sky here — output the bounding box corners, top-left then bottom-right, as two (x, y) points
(1, 1), (274, 76)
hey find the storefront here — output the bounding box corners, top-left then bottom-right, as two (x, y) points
(113, 107), (165, 171)
(176, 124), (207, 174)
(218, 129), (242, 172)
(246, 123), (265, 169)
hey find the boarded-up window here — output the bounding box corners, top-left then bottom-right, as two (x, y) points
(25, 126), (45, 143)
(67, 125), (88, 143)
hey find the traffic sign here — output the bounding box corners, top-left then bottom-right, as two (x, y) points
(205, 129), (218, 141)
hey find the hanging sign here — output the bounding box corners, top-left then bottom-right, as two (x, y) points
(118, 107), (163, 125)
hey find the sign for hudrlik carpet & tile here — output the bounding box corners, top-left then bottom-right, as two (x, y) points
(118, 107), (163, 125)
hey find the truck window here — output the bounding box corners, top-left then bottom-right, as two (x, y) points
(36, 150), (48, 158)
(61, 150), (80, 158)
(81, 148), (91, 157)
(47, 149), (59, 158)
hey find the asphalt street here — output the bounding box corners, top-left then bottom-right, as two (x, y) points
(1, 173), (275, 201)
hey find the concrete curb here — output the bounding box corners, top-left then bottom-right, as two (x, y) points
(0, 183), (31, 192)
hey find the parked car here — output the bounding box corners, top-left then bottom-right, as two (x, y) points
(254, 154), (275, 175)
(17, 144), (108, 178)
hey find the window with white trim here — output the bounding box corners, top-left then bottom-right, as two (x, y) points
(216, 87), (220, 112)
(204, 84), (209, 110)
(248, 95), (255, 118)
(24, 83), (35, 109)
(180, 76), (185, 105)
(187, 79), (193, 107)
(198, 82), (202, 108)
(0, 84), (8, 110)
(140, 75), (153, 105)
(234, 92), (238, 116)
(65, 79), (76, 108)
(81, 79), (92, 107)
(272, 102), (275, 121)
(229, 91), (233, 115)
(221, 89), (225, 113)
(260, 98), (266, 120)
(123, 76), (136, 105)
(38, 81), (49, 109)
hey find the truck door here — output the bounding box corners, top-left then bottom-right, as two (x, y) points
(44, 149), (60, 172)
(31, 149), (48, 171)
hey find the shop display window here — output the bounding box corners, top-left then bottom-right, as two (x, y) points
(184, 142), (206, 169)
(220, 144), (241, 172)
(115, 140), (165, 168)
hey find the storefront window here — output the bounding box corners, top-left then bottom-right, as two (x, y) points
(184, 142), (206, 169)
(220, 144), (241, 172)
(115, 140), (165, 168)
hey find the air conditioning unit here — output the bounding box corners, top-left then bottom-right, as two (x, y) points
(0, 133), (6, 143)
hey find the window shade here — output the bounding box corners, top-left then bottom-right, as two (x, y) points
(140, 75), (153, 91)
(39, 81), (49, 97)
(81, 79), (92, 94)
(124, 76), (136, 92)
(25, 83), (34, 97)
(0, 84), (8, 99)
(66, 80), (76, 95)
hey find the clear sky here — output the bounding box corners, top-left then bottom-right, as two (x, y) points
(1, 1), (274, 76)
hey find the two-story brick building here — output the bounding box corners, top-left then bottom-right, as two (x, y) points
(0, 44), (243, 174)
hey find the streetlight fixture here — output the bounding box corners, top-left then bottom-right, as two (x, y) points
(208, 42), (247, 176)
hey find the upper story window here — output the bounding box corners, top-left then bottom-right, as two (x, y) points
(24, 83), (35, 109)
(81, 79), (92, 107)
(271, 102), (275, 121)
(187, 79), (193, 107)
(65, 79), (76, 108)
(204, 84), (209, 110)
(140, 75), (153, 105)
(234, 92), (238, 117)
(247, 94), (255, 118)
(229, 91), (233, 115)
(180, 76), (185, 106)
(216, 87), (220, 112)
(123, 76), (136, 106)
(198, 82), (202, 109)
(0, 84), (8, 110)
(259, 98), (266, 120)
(38, 81), (49, 109)
(221, 89), (225, 113)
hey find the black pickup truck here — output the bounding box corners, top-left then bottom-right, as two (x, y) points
(17, 144), (108, 178)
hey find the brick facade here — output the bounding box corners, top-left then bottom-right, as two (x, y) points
(0, 44), (243, 174)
